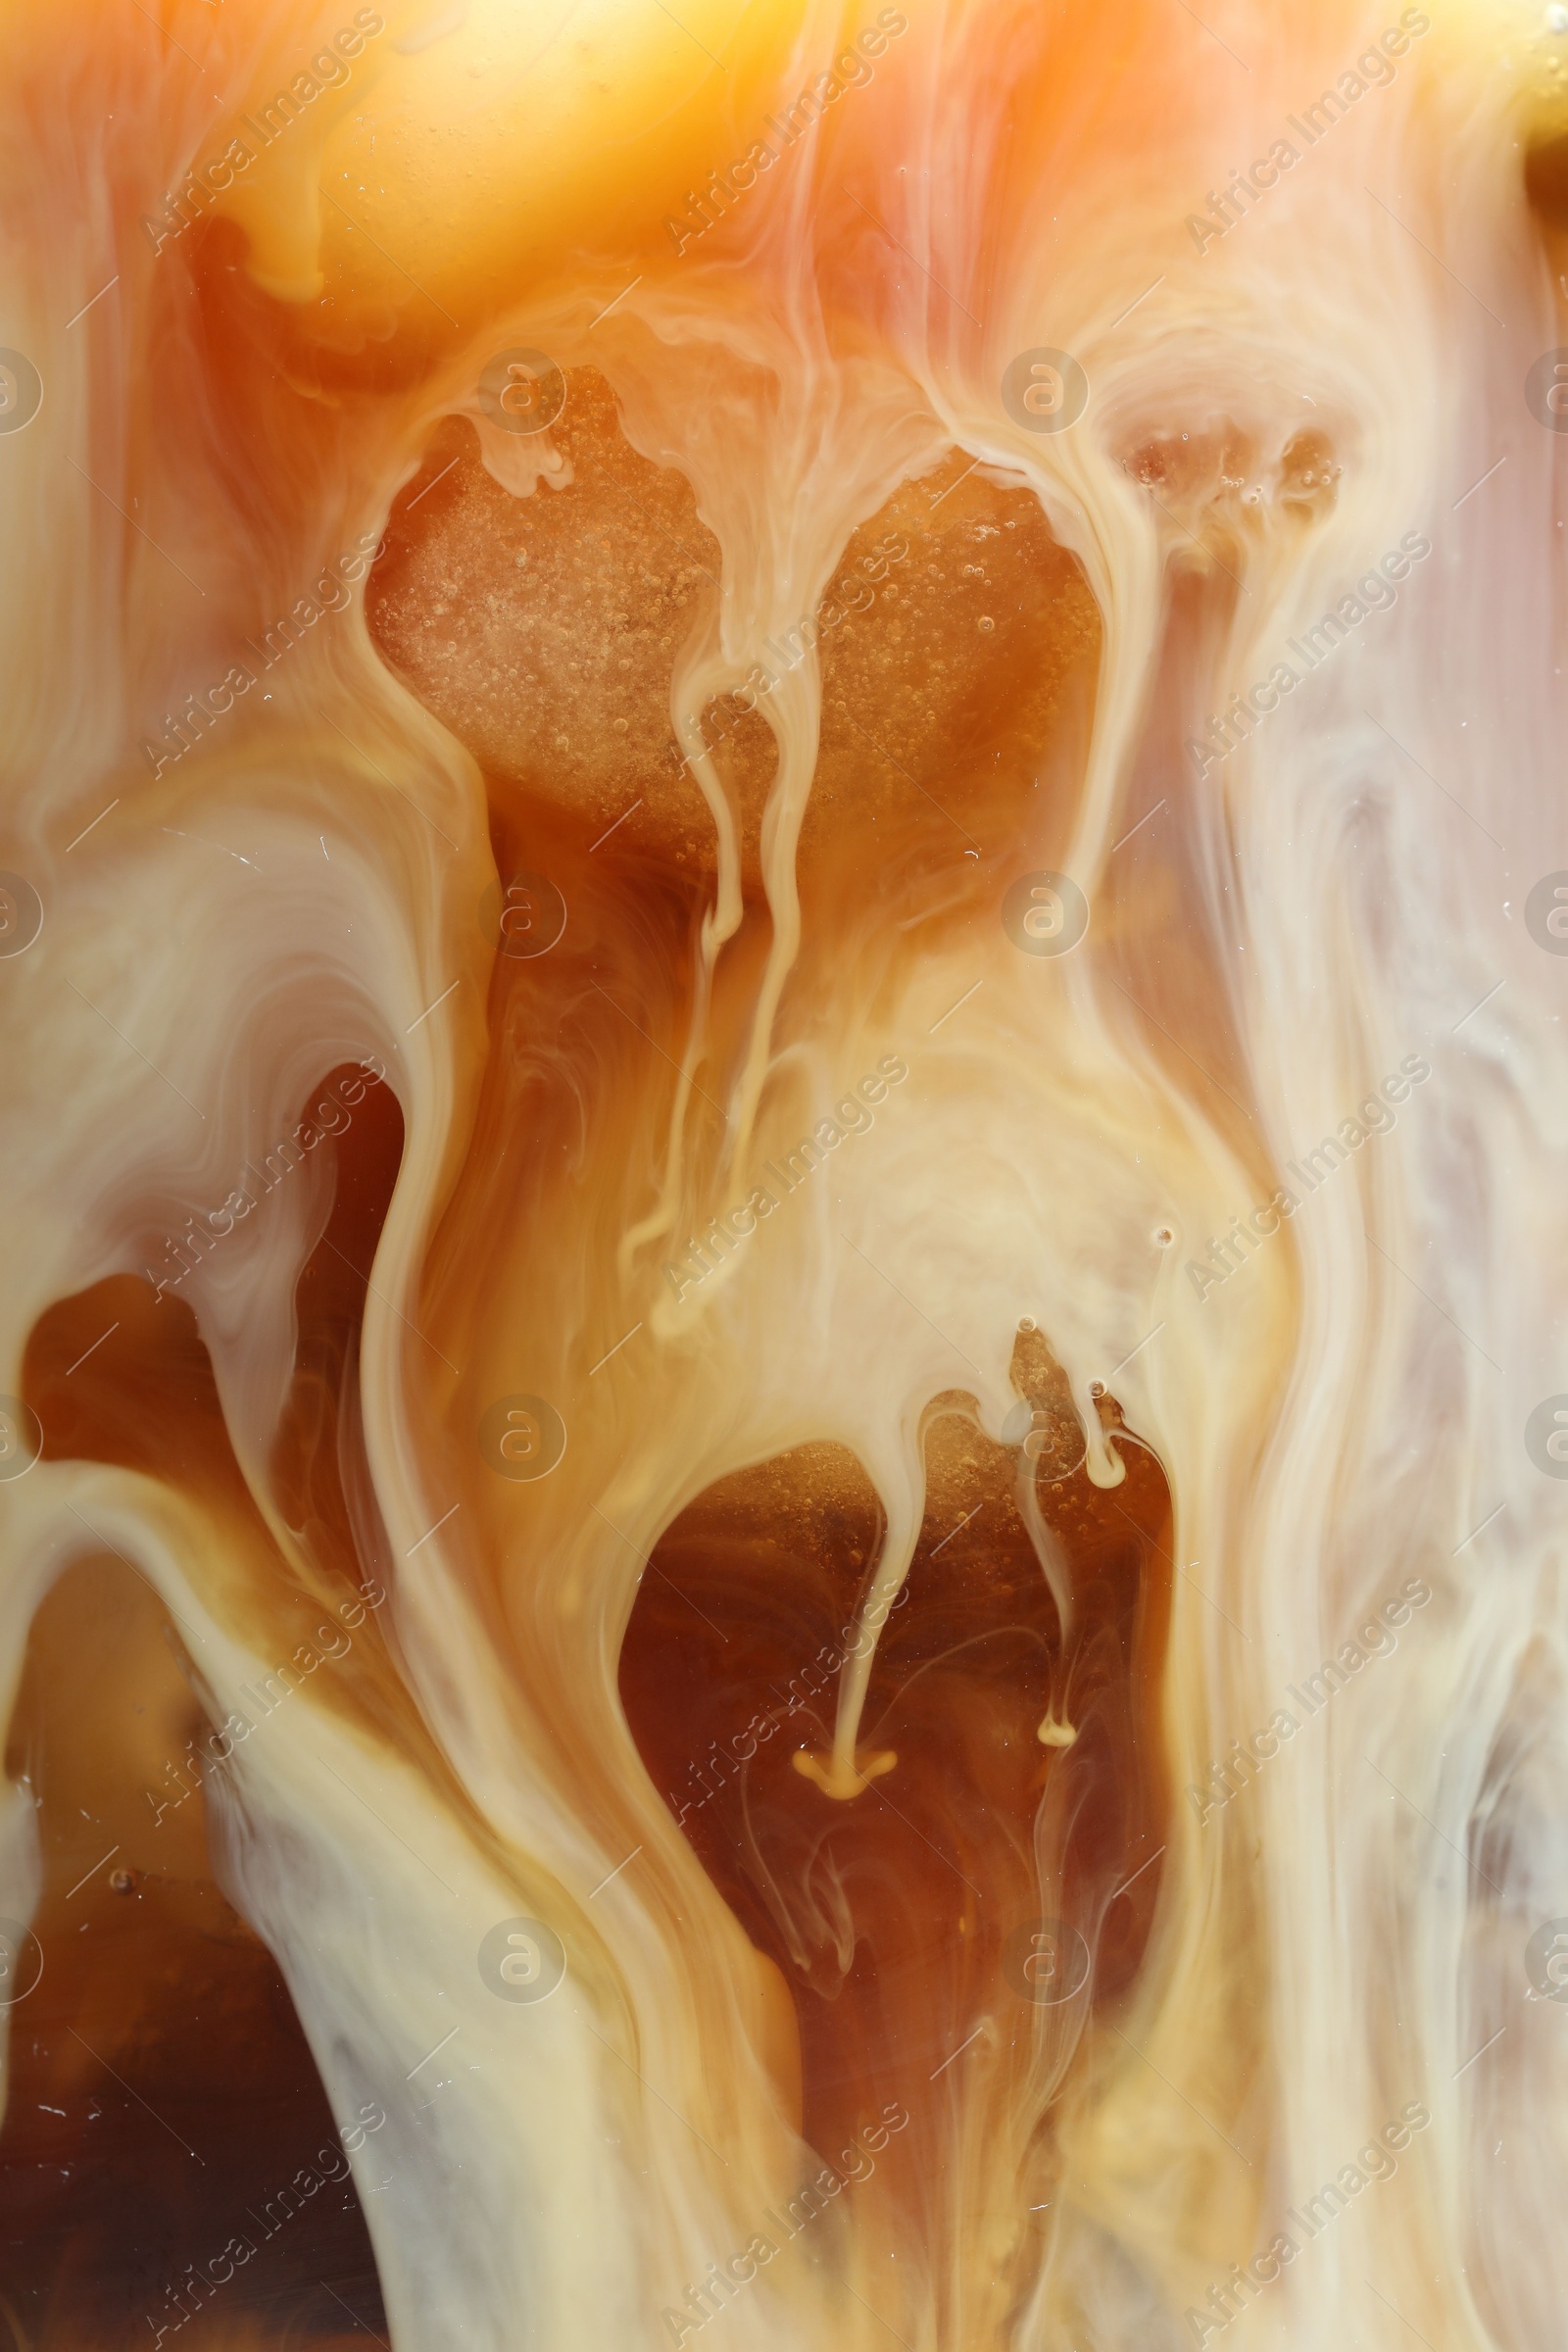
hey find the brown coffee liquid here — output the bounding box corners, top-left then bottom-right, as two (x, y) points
(2, 1072), (405, 2345)
(618, 1355), (1171, 2321)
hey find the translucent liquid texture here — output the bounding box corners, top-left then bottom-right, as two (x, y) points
(0, 0), (1565, 2348)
